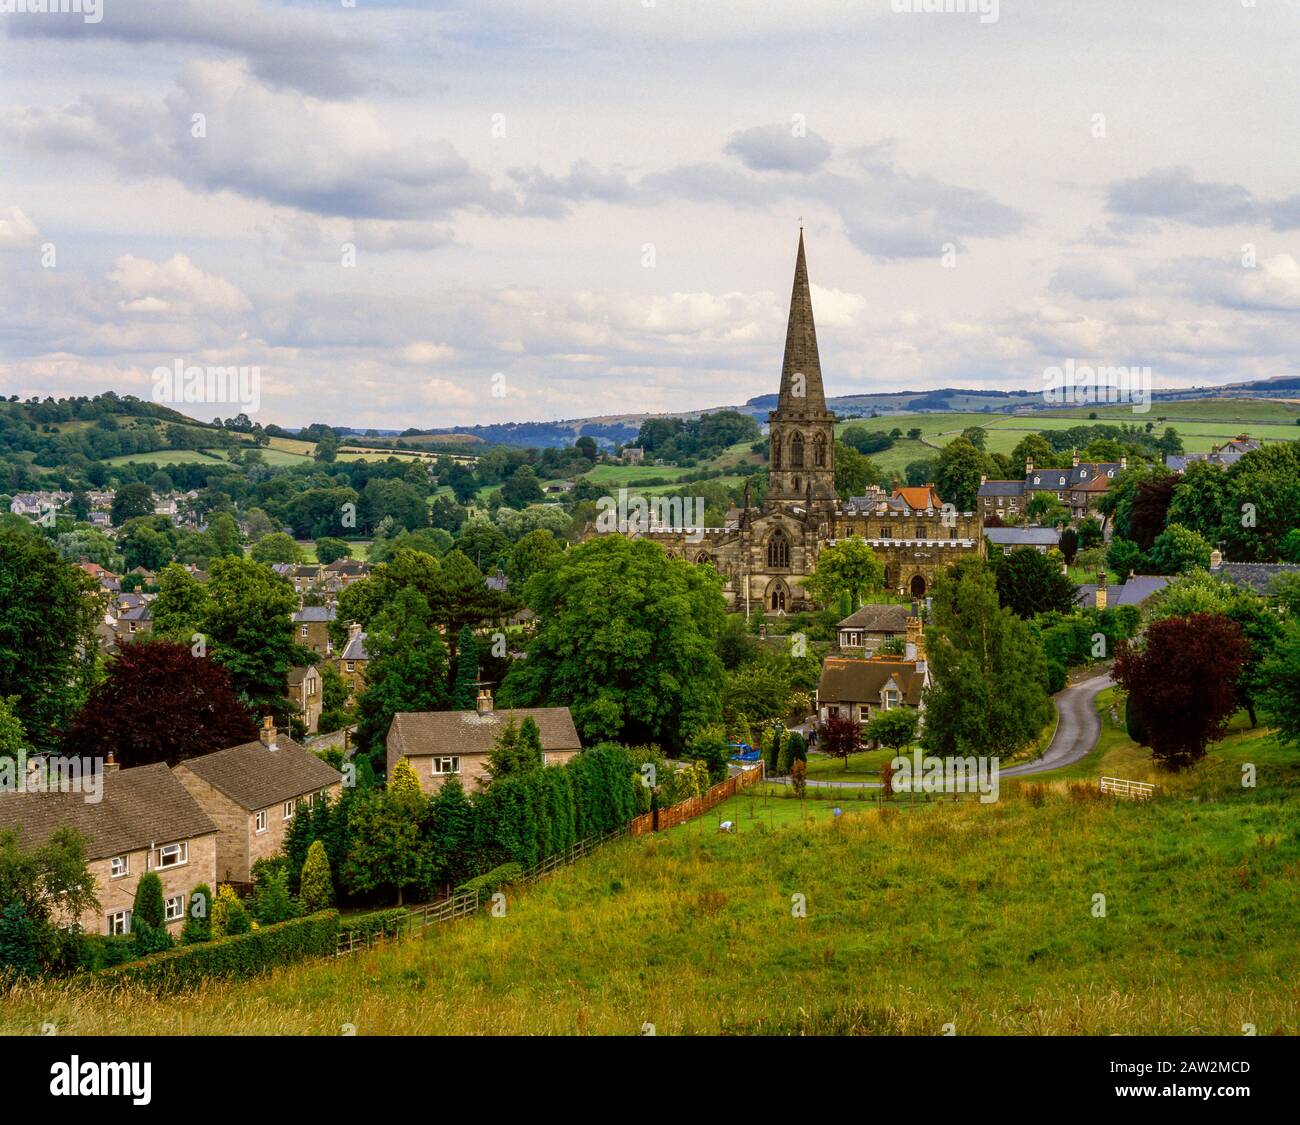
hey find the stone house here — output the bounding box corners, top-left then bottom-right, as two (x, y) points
(286, 665), (323, 735)
(0, 761), (218, 936)
(338, 623), (369, 697)
(386, 690), (582, 795)
(173, 720), (343, 884)
(292, 605), (336, 655)
(817, 618), (930, 726)
(835, 602), (912, 654)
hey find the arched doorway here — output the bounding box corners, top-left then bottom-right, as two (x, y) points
(910, 574), (927, 598)
(768, 579), (789, 612)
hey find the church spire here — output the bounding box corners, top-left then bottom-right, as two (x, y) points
(778, 229), (826, 413)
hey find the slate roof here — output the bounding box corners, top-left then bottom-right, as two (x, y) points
(836, 603), (912, 633)
(984, 526), (1061, 547)
(817, 657), (926, 708)
(1024, 463), (1122, 489)
(1213, 562), (1300, 595)
(978, 480), (1026, 497)
(177, 736), (342, 811)
(0, 763), (217, 860)
(388, 707), (582, 759)
(292, 606), (336, 623)
(341, 631), (368, 660)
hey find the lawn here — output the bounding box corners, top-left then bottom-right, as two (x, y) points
(7, 750), (1296, 1035)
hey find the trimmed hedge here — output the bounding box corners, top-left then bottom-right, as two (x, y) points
(87, 911), (339, 994)
(338, 907), (408, 942)
(456, 862), (523, 903)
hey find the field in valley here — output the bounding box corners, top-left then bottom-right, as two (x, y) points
(4, 711), (1296, 1037)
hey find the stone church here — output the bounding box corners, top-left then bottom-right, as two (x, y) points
(616, 232), (984, 614)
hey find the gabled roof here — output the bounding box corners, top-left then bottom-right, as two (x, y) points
(1213, 562), (1300, 594)
(0, 763), (217, 860)
(388, 707), (582, 759)
(177, 736), (342, 811)
(292, 606), (336, 623)
(341, 631), (368, 660)
(893, 485), (943, 513)
(978, 480), (1026, 497)
(984, 526), (1061, 547)
(837, 603), (911, 633)
(818, 657), (926, 707)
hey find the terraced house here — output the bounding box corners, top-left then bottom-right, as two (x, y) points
(0, 761), (217, 936)
(173, 720), (343, 884)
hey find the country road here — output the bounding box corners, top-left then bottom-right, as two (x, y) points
(767, 671), (1114, 789)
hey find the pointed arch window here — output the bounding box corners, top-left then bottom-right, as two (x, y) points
(812, 432), (827, 468)
(771, 432), (782, 469)
(767, 529), (790, 569)
(791, 433), (805, 469)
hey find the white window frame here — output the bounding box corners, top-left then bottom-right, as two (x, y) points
(255, 810), (268, 834)
(301, 624), (309, 637)
(110, 855), (129, 879)
(157, 841), (188, 869)
(431, 756), (460, 776)
(346, 661), (355, 672)
(283, 799), (296, 820)
(164, 895), (185, 923)
(107, 910), (131, 936)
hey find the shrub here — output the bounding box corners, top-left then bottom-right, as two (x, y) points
(212, 885), (251, 938)
(338, 907), (408, 942)
(456, 862), (523, 905)
(132, 920), (174, 957)
(132, 872), (166, 930)
(181, 884), (212, 944)
(89, 911), (339, 994)
(0, 901), (39, 980)
(299, 840), (334, 914)
(252, 867), (298, 926)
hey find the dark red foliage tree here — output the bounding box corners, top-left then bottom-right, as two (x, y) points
(1112, 613), (1248, 769)
(1129, 475), (1177, 551)
(818, 714), (862, 771)
(63, 640), (259, 768)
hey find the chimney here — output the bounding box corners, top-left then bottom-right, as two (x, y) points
(1071, 448), (1080, 468)
(1095, 572), (1108, 610)
(1025, 456), (1034, 473)
(104, 751), (119, 774)
(476, 689), (493, 715)
(347, 621), (362, 642)
(1120, 454), (1127, 470)
(979, 474), (987, 485)
(1209, 548), (1223, 571)
(905, 616), (923, 662)
(259, 716), (278, 751)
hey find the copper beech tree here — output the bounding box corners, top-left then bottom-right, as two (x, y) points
(1113, 613), (1249, 769)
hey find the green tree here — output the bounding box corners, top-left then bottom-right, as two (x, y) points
(802, 538), (884, 610)
(132, 871), (166, 930)
(250, 531), (304, 565)
(833, 442), (879, 500)
(111, 481), (154, 526)
(500, 537), (726, 753)
(181, 884), (212, 943)
(0, 526), (100, 751)
(935, 438), (988, 512)
(451, 624), (479, 711)
(0, 697), (27, 763)
(151, 563), (212, 640)
(922, 562), (1054, 757)
(343, 789), (429, 905)
(1146, 523), (1212, 575)
(299, 840), (334, 913)
(0, 901), (39, 978)
(994, 547), (1078, 618)
(314, 536), (350, 565)
(508, 528), (562, 592)
(356, 588), (449, 754)
(864, 707), (918, 751)
(485, 717), (544, 781)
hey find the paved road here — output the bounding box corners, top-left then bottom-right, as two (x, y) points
(766, 671), (1114, 789)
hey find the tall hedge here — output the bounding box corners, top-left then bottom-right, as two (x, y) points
(89, 911), (339, 994)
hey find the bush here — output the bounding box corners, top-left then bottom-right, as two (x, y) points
(299, 840), (334, 914)
(212, 884), (251, 938)
(0, 901), (39, 980)
(89, 911), (339, 994)
(338, 907), (408, 942)
(456, 862), (523, 905)
(181, 884), (212, 944)
(132, 920), (174, 957)
(132, 872), (166, 930)
(252, 868), (299, 926)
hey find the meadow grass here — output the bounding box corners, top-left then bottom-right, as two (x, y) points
(4, 734), (1296, 1036)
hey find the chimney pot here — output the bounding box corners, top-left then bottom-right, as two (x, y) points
(104, 751), (119, 774)
(260, 717), (278, 750)
(476, 689), (493, 715)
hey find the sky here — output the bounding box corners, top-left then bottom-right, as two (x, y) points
(1, 0), (1297, 430)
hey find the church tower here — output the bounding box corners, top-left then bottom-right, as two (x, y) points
(765, 230), (837, 512)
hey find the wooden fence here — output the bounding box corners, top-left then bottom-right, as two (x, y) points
(334, 826), (630, 957)
(628, 765), (765, 835)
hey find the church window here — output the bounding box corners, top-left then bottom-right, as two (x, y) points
(767, 530), (790, 568)
(791, 433), (805, 468)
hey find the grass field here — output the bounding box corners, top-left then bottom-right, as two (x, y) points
(5, 706), (1295, 1036)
